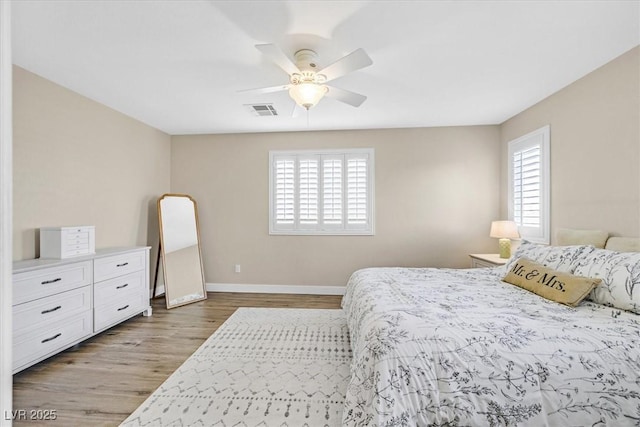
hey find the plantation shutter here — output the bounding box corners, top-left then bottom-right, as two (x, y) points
(298, 157), (319, 227)
(322, 157), (343, 226)
(346, 155), (369, 228)
(508, 125), (550, 244)
(274, 157), (295, 229)
(512, 145), (541, 228)
(270, 149), (374, 235)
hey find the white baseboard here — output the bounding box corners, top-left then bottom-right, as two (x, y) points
(206, 283), (346, 295)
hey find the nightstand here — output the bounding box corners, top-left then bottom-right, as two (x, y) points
(469, 253), (509, 268)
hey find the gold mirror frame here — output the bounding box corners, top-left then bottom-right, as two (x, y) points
(157, 193), (207, 309)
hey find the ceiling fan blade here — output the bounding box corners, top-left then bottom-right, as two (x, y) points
(238, 84), (290, 94)
(256, 44), (300, 76)
(318, 48), (373, 82)
(325, 85), (367, 107)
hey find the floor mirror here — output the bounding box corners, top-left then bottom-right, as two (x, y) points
(157, 193), (207, 308)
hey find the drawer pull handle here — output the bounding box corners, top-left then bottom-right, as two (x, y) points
(41, 278), (62, 285)
(41, 333), (62, 344)
(116, 262), (129, 267)
(41, 305), (62, 314)
(117, 304), (130, 311)
(116, 283), (129, 290)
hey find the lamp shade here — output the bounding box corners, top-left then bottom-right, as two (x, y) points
(490, 220), (520, 239)
(288, 83), (328, 110)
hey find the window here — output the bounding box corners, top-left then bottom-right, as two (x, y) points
(269, 148), (374, 235)
(508, 125), (550, 244)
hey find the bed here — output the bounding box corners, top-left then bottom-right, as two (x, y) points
(341, 237), (640, 426)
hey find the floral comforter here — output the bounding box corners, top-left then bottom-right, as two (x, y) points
(341, 267), (640, 426)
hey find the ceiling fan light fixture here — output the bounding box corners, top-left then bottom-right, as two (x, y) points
(246, 44), (372, 110)
(288, 83), (328, 110)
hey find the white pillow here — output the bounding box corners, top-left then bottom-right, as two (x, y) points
(605, 237), (640, 253)
(505, 241), (593, 273)
(556, 228), (608, 248)
(572, 249), (640, 314)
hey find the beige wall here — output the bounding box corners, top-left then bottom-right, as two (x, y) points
(171, 126), (501, 286)
(500, 46), (640, 240)
(15, 45), (636, 288)
(13, 66), (171, 261)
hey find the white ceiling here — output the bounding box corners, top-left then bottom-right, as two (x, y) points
(11, 1), (640, 136)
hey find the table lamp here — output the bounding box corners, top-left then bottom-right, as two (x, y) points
(490, 220), (520, 258)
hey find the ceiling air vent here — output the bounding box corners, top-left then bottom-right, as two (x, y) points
(247, 104), (278, 117)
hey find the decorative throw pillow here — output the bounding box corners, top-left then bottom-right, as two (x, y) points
(504, 241), (593, 273)
(572, 249), (640, 314)
(503, 257), (601, 307)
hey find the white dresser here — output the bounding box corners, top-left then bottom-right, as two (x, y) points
(12, 247), (151, 373)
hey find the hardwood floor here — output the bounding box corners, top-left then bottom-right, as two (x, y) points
(12, 292), (343, 426)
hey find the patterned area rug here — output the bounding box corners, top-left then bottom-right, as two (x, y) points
(120, 308), (351, 427)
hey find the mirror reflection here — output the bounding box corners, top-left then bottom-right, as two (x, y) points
(158, 194), (207, 308)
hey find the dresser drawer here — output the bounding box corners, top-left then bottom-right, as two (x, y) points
(13, 261), (92, 306)
(14, 285), (92, 336)
(94, 271), (145, 305)
(94, 291), (145, 332)
(13, 310), (93, 373)
(94, 251), (145, 282)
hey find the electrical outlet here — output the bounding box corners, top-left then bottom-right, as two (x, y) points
(234, 264), (241, 273)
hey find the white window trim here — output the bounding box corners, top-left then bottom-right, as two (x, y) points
(269, 148), (375, 236)
(508, 125), (550, 244)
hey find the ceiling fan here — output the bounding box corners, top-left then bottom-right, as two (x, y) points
(241, 44), (373, 110)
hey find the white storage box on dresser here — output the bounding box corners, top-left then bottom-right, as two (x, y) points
(12, 247), (151, 374)
(40, 226), (96, 259)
